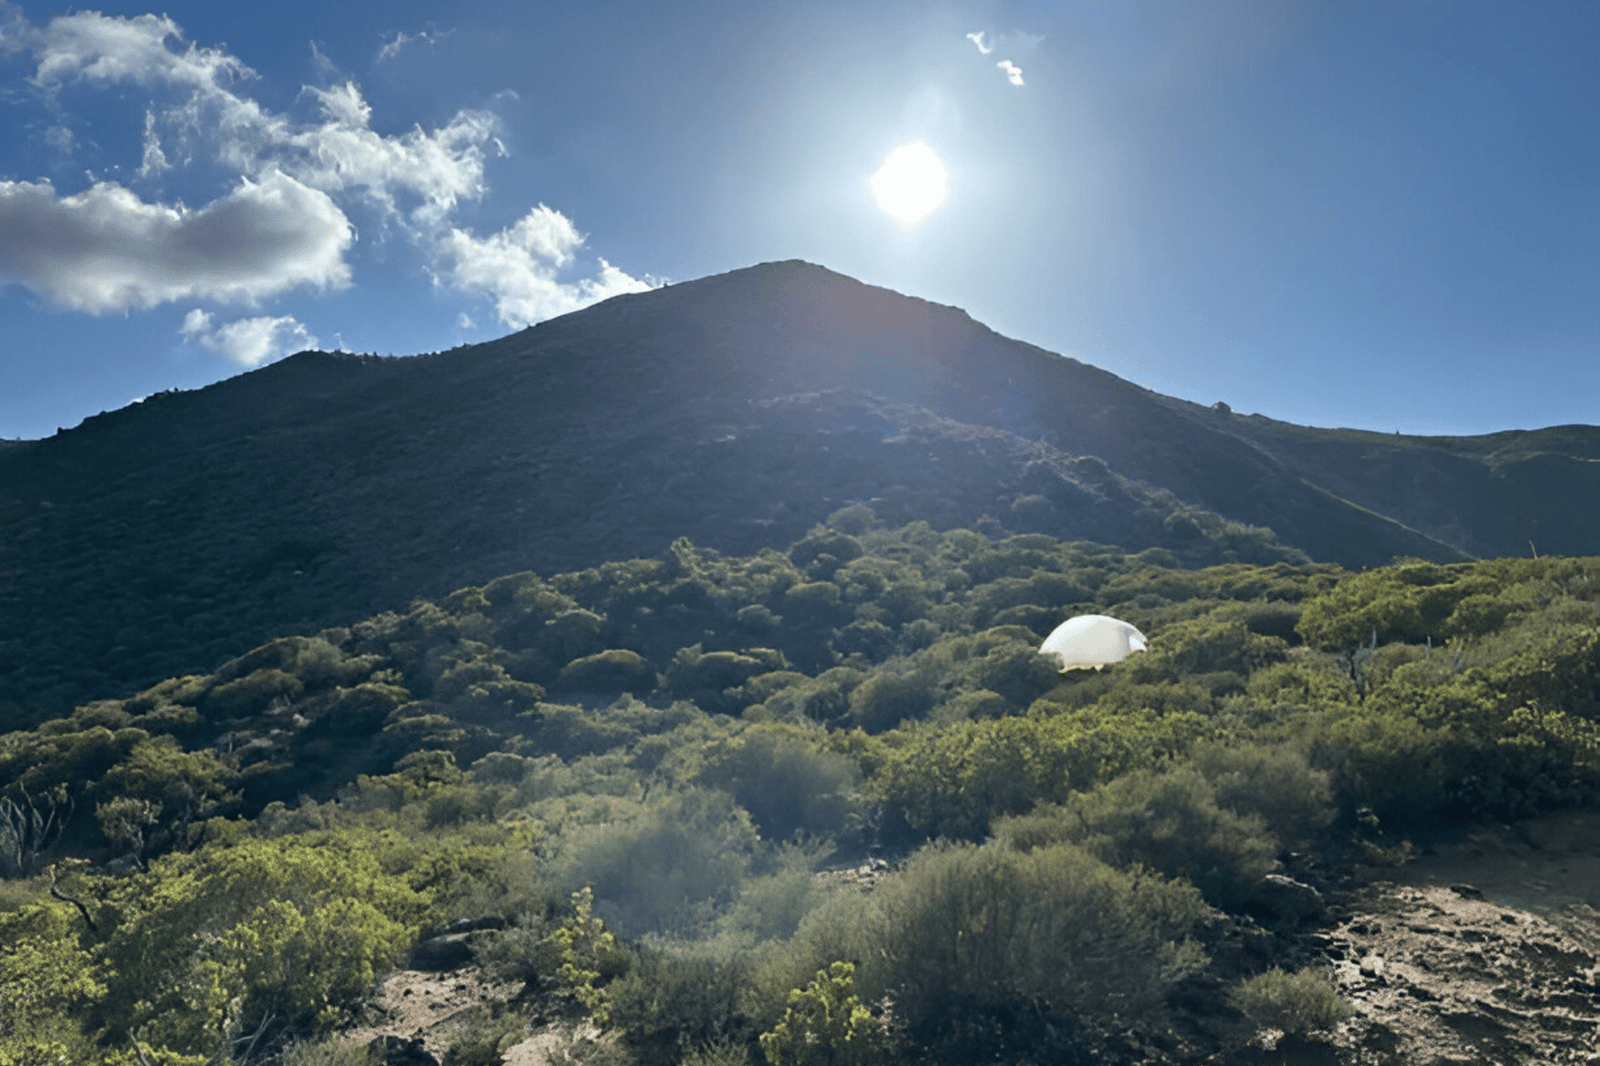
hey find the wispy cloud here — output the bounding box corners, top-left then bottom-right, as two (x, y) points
(376, 27), (455, 63)
(966, 28), (1042, 87)
(181, 309), (319, 367)
(0, 171), (351, 313)
(137, 110), (169, 176)
(438, 205), (650, 328)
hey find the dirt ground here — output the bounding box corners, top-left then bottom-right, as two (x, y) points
(1299, 808), (1600, 1065)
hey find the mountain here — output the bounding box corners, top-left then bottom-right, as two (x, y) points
(3, 260), (1598, 725)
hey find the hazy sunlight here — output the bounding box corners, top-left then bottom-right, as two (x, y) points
(870, 142), (948, 227)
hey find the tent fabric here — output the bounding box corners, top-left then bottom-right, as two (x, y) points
(1038, 614), (1148, 671)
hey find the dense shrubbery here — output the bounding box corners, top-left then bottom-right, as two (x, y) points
(3, 513), (1599, 1062)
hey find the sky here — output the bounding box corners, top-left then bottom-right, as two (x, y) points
(0, 0), (1596, 441)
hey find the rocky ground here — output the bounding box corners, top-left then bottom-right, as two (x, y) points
(1304, 808), (1600, 1065)
(342, 965), (603, 1066)
(342, 814), (1600, 1066)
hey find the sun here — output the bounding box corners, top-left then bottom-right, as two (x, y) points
(870, 142), (948, 227)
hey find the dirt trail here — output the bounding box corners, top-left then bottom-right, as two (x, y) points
(1309, 809), (1600, 1065)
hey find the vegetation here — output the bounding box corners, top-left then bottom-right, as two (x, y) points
(2, 511), (1599, 1063)
(1230, 966), (1351, 1036)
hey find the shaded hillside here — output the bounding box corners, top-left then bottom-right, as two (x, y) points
(2, 260), (1596, 722)
(1165, 404), (1600, 560)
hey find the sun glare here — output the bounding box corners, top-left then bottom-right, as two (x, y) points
(870, 142), (948, 227)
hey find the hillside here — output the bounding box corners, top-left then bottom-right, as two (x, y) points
(3, 260), (1599, 723)
(3, 520), (1598, 1065)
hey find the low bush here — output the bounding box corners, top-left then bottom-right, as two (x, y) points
(1023, 766), (1279, 909)
(863, 840), (1207, 1063)
(1230, 966), (1350, 1035)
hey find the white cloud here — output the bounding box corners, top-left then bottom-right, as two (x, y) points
(438, 204), (651, 327)
(28, 12), (500, 226)
(377, 28), (454, 63)
(6, 10), (650, 337)
(137, 110), (169, 176)
(0, 171), (352, 313)
(181, 309), (318, 367)
(967, 28), (1042, 86)
(32, 11), (251, 92)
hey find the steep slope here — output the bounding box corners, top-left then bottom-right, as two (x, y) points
(1162, 402), (1600, 560)
(1, 260), (1594, 723)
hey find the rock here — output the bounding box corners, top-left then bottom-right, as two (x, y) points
(1253, 873), (1326, 926)
(1450, 883), (1484, 899)
(1360, 954), (1386, 979)
(367, 1036), (439, 1066)
(446, 915), (508, 934)
(409, 931), (476, 971)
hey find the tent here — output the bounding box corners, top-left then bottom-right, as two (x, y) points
(1039, 614), (1148, 671)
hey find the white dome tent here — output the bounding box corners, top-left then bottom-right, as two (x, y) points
(1039, 614), (1148, 671)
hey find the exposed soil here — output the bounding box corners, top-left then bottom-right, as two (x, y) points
(1263, 808), (1600, 1065)
(342, 967), (522, 1062)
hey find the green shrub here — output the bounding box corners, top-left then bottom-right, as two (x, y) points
(758, 962), (886, 1066)
(665, 647), (771, 715)
(554, 887), (628, 1025)
(557, 790), (758, 937)
(1046, 766), (1279, 908)
(206, 667), (304, 717)
(1188, 742), (1336, 847)
(609, 944), (753, 1066)
(695, 725), (864, 843)
(447, 1010), (529, 1065)
(874, 707), (1209, 842)
(280, 1037), (380, 1065)
(95, 833), (427, 1055)
(1230, 966), (1349, 1035)
(680, 1036), (751, 1066)
(555, 651), (659, 696)
(864, 840), (1207, 1062)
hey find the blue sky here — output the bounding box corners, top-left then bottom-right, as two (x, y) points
(0, 0), (1596, 441)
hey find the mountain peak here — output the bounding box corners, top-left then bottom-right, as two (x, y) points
(3, 261), (1598, 719)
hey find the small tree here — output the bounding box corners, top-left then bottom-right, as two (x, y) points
(759, 962), (886, 1066)
(554, 887), (625, 1026)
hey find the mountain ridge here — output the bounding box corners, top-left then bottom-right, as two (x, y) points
(3, 259), (1598, 723)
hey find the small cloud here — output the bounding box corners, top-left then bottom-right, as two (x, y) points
(44, 125), (72, 153)
(308, 40), (339, 79)
(437, 203), (651, 327)
(377, 27), (454, 63)
(181, 309), (317, 367)
(137, 110), (168, 177)
(0, 170), (352, 313)
(457, 311), (475, 330)
(967, 28), (1042, 86)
